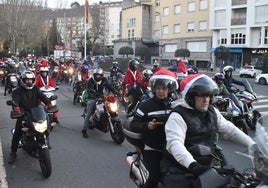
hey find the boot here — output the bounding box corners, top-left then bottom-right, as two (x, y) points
(82, 129), (88, 138)
(8, 152), (17, 164)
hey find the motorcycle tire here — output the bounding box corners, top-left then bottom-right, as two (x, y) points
(39, 148), (52, 178)
(245, 110), (262, 130)
(110, 121), (125, 145)
(234, 118), (248, 135)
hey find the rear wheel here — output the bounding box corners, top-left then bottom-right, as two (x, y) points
(39, 148), (52, 178)
(110, 121), (125, 145)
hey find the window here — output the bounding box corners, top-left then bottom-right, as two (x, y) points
(174, 24), (181, 34)
(155, 0), (160, 6)
(128, 18), (136, 27)
(199, 21), (207, 31)
(164, 44), (177, 53)
(187, 22), (195, 32)
(199, 0), (207, 10)
(264, 28), (268, 44)
(155, 15), (160, 22)
(174, 5), (181, 14)
(128, 30), (131, 39)
(163, 7), (169, 16)
(214, 10), (226, 27)
(163, 25), (169, 35)
(220, 30), (227, 44)
(255, 5), (268, 23)
(188, 2), (195, 12)
(186, 41), (207, 52)
(231, 33), (246, 44)
(132, 29), (135, 38)
(154, 30), (160, 38)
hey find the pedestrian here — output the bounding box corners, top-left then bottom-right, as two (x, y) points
(207, 61), (211, 72)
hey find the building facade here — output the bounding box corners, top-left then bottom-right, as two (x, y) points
(210, 0), (268, 71)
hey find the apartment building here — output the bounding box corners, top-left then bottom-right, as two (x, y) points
(210, 0), (268, 71)
(114, 0), (212, 67)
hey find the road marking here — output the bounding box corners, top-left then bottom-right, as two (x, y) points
(254, 104), (268, 109)
(0, 138), (8, 188)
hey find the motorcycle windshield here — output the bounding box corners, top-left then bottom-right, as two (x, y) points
(242, 79), (254, 93)
(255, 115), (268, 159)
(30, 106), (46, 122)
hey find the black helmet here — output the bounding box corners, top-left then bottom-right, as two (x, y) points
(20, 71), (35, 90)
(93, 67), (104, 82)
(214, 73), (225, 85)
(180, 74), (219, 107)
(129, 59), (139, 71)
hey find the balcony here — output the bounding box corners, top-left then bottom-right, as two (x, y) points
(231, 18), (246, 25)
(232, 0), (247, 6)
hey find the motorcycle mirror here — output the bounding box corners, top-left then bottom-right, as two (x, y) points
(6, 100), (14, 106)
(11, 128), (15, 134)
(55, 86), (59, 90)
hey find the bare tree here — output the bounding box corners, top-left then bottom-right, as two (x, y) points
(0, 0), (45, 53)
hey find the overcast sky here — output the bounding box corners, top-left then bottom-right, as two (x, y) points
(46, 0), (119, 9)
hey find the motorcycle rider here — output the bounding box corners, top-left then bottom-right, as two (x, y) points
(8, 71), (56, 164)
(4, 60), (18, 96)
(151, 60), (161, 74)
(81, 67), (118, 138)
(214, 72), (229, 95)
(109, 61), (124, 84)
(35, 66), (59, 124)
(130, 68), (178, 188)
(122, 59), (142, 114)
(161, 74), (256, 188)
(222, 65), (244, 93)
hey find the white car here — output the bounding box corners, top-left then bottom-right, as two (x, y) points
(255, 73), (268, 85)
(239, 66), (262, 78)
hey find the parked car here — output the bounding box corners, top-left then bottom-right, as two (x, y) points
(255, 73), (268, 85)
(239, 65), (262, 78)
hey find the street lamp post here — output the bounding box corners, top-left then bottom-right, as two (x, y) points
(155, 12), (162, 64)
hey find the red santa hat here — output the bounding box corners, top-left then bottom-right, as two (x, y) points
(180, 74), (206, 97)
(150, 68), (179, 90)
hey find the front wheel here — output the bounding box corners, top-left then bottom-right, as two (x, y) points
(110, 121), (125, 145)
(39, 148), (52, 178)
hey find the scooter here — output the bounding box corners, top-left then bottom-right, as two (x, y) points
(82, 92), (125, 144)
(40, 86), (58, 131)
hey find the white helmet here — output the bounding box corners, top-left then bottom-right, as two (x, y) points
(40, 66), (49, 72)
(20, 71), (35, 90)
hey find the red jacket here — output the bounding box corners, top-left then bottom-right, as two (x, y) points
(122, 69), (141, 99)
(35, 75), (56, 88)
(176, 60), (187, 73)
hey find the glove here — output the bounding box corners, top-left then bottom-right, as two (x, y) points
(13, 106), (21, 112)
(189, 162), (211, 177)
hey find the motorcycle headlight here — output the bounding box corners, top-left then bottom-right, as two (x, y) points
(33, 120), (48, 133)
(69, 68), (74, 74)
(109, 102), (119, 113)
(64, 70), (68, 74)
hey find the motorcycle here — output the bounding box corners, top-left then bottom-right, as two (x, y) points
(111, 73), (124, 101)
(213, 95), (248, 134)
(232, 79), (262, 130)
(40, 86), (58, 131)
(6, 100), (57, 178)
(4, 73), (19, 96)
(73, 74), (87, 105)
(124, 85), (152, 118)
(82, 91), (125, 144)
